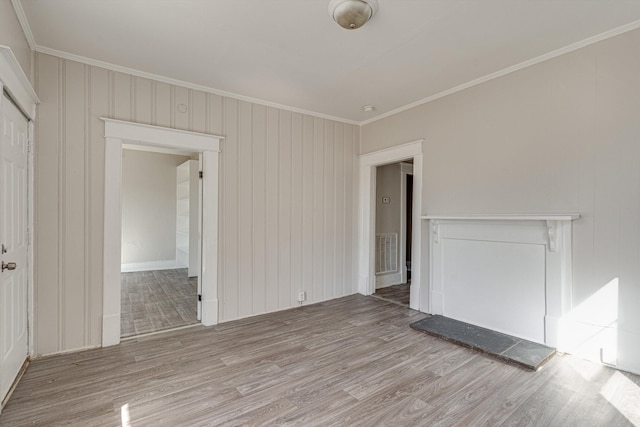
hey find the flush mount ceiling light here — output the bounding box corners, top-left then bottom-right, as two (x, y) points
(361, 105), (375, 112)
(329, 0), (378, 30)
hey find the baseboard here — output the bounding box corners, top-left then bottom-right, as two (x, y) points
(120, 260), (179, 272)
(376, 272), (403, 288)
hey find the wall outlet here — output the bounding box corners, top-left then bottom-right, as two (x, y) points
(297, 291), (306, 303)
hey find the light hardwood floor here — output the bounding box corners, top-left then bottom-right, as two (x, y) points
(121, 268), (198, 337)
(373, 282), (410, 306)
(1, 295), (639, 426)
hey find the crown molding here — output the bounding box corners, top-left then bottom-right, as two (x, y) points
(10, 0), (640, 128)
(33, 45), (359, 126)
(10, 0), (36, 50)
(360, 19), (640, 126)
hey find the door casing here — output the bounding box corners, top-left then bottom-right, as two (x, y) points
(101, 118), (223, 347)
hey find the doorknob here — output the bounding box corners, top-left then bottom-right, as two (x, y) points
(2, 262), (16, 272)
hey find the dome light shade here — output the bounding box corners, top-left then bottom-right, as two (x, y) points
(329, 0), (378, 30)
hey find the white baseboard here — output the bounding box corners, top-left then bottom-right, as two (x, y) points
(376, 271), (403, 288)
(121, 260), (179, 272)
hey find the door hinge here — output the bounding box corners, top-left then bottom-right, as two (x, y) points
(26, 228), (31, 245)
(198, 294), (202, 302)
(27, 140), (32, 153)
(199, 171), (203, 179)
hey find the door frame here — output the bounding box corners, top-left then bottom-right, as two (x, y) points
(0, 47), (39, 412)
(358, 139), (424, 310)
(399, 162), (414, 285)
(101, 118), (223, 347)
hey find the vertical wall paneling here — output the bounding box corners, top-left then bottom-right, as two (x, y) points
(290, 113), (303, 307)
(35, 54), (60, 354)
(191, 90), (207, 133)
(265, 107), (279, 312)
(324, 121), (335, 301)
(346, 125), (356, 293)
(237, 101), (253, 318)
(207, 93), (224, 136)
(301, 116), (314, 302)
(154, 82), (171, 128)
(63, 60), (86, 350)
(278, 111), (292, 309)
(134, 77), (152, 124)
(251, 105), (267, 314)
(57, 58), (66, 350)
(33, 53), (359, 353)
(89, 66), (108, 345)
(221, 98), (239, 321)
(83, 65), (91, 345)
(173, 86), (190, 130)
(334, 123), (345, 297)
(113, 73), (131, 121)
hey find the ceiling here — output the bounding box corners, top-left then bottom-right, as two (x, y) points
(15, 0), (640, 124)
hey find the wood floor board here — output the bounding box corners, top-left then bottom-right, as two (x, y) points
(1, 294), (638, 426)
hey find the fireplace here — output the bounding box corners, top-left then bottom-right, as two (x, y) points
(424, 214), (579, 346)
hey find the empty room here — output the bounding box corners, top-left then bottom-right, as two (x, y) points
(1, 0), (640, 425)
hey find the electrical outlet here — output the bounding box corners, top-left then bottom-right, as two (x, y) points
(298, 291), (306, 303)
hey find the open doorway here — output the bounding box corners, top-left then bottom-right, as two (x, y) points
(120, 146), (201, 338)
(372, 161), (413, 306)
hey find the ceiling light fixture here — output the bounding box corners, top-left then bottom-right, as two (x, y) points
(362, 105), (375, 112)
(329, 0), (378, 30)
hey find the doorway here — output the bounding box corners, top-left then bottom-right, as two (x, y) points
(101, 119), (222, 347)
(372, 161), (413, 307)
(357, 140), (424, 311)
(119, 147), (201, 338)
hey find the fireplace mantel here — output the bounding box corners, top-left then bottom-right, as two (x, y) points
(422, 214), (579, 347)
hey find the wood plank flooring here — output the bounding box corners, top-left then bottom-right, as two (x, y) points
(373, 282), (410, 306)
(121, 268), (198, 337)
(2, 295), (639, 426)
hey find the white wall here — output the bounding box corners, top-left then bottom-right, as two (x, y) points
(362, 28), (640, 375)
(32, 53), (359, 355)
(375, 163), (401, 237)
(0, 0), (31, 79)
(121, 149), (190, 267)
(375, 163), (402, 288)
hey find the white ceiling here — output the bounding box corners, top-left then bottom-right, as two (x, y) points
(16, 0), (640, 123)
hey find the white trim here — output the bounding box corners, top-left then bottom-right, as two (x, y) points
(423, 214), (580, 221)
(0, 47), (38, 365)
(9, 1), (37, 51)
(0, 46), (39, 119)
(32, 45), (358, 126)
(101, 119), (222, 347)
(9, 0), (640, 127)
(427, 217), (577, 346)
(360, 19), (640, 126)
(358, 139), (423, 311)
(120, 260), (179, 273)
(399, 162), (413, 285)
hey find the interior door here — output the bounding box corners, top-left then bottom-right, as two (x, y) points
(0, 93), (29, 403)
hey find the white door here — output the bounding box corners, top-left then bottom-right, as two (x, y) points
(0, 94), (29, 402)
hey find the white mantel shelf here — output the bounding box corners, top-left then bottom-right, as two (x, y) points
(422, 214), (580, 221)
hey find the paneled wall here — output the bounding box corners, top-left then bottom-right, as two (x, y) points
(33, 53), (359, 355)
(361, 27), (640, 375)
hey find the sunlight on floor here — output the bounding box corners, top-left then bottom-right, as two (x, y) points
(559, 278), (618, 365)
(600, 370), (640, 425)
(121, 403), (131, 427)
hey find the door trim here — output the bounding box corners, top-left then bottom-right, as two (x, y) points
(358, 140), (424, 310)
(0, 47), (38, 413)
(101, 118), (223, 347)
